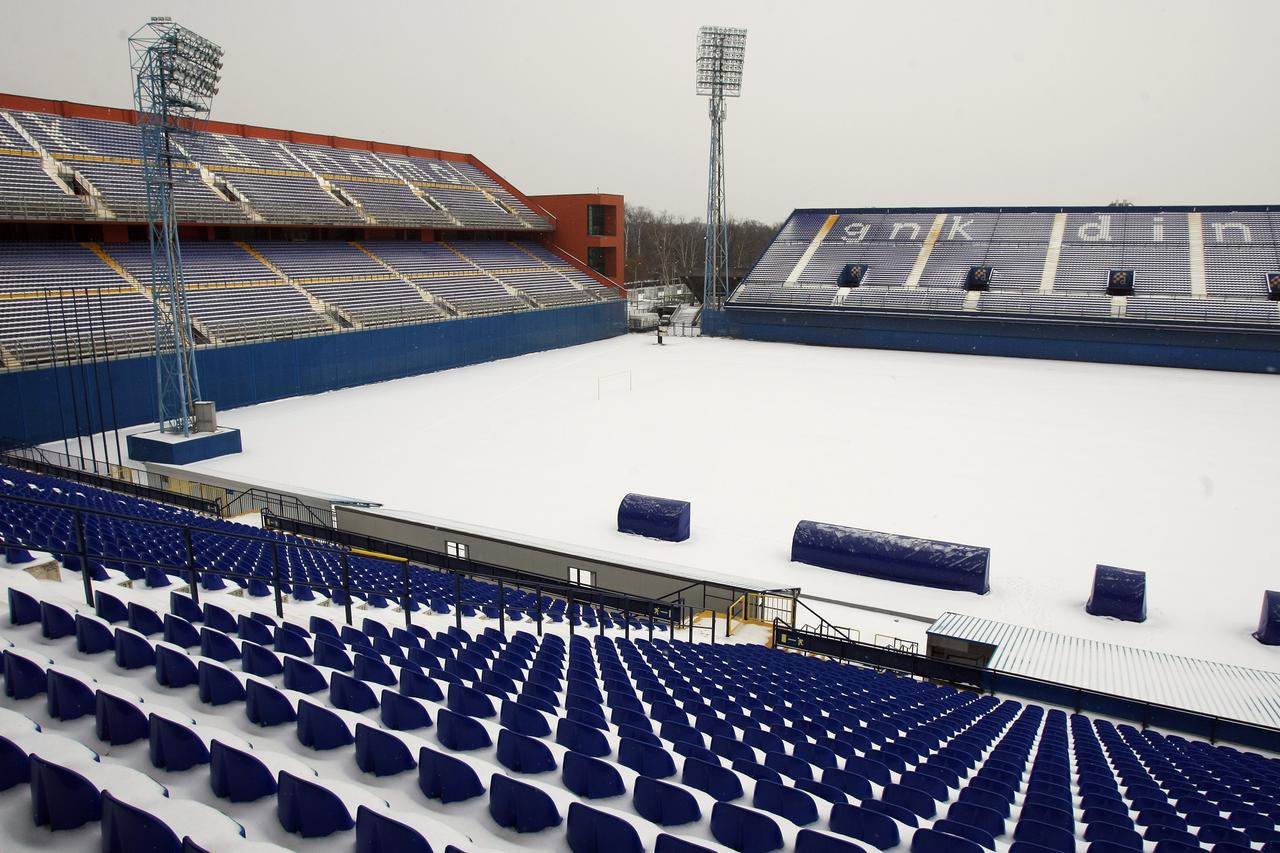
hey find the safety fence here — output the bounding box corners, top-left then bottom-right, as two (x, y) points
(772, 620), (1280, 753)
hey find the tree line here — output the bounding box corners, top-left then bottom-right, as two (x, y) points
(624, 205), (781, 294)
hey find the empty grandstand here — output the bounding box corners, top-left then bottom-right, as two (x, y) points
(718, 207), (1280, 372)
(0, 93), (624, 376)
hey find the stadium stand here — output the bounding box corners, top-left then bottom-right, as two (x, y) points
(0, 115), (91, 220)
(3, 463), (1280, 853)
(7, 111), (248, 224)
(0, 97), (620, 367)
(0, 106), (555, 231)
(732, 207), (1280, 328)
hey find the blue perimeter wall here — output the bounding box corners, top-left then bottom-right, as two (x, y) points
(703, 306), (1280, 374)
(3, 300), (625, 446)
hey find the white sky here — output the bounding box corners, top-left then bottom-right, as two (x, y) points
(2, 0), (1278, 222)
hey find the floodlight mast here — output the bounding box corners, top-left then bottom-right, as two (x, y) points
(129, 18), (223, 436)
(695, 26), (746, 310)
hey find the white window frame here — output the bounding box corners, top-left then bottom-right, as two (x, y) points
(446, 541), (468, 559)
(569, 566), (595, 587)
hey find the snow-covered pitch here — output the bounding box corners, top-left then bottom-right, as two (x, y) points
(173, 334), (1280, 671)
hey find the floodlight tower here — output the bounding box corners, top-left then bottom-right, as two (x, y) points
(696, 25), (746, 310)
(129, 18), (223, 436)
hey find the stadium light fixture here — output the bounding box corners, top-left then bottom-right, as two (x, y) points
(696, 26), (747, 310)
(129, 19), (223, 436)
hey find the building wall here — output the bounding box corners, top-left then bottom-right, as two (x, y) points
(704, 306), (1280, 374)
(336, 506), (748, 614)
(529, 193), (625, 287)
(1, 301), (625, 447)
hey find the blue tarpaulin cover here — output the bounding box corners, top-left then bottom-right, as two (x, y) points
(1086, 565), (1147, 622)
(790, 521), (990, 595)
(1255, 590), (1280, 645)
(618, 493), (691, 542)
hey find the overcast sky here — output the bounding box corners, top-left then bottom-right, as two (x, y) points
(2, 1), (1278, 223)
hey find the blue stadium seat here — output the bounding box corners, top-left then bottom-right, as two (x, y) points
(619, 736), (677, 779)
(557, 717), (611, 757)
(436, 708), (492, 751)
(380, 690), (433, 731)
(148, 715), (209, 772)
(795, 828), (873, 853)
(948, 801), (1008, 837)
(162, 614), (201, 649)
(209, 741), (278, 802)
(489, 774), (562, 832)
(566, 801), (644, 853)
(155, 645), (198, 688)
(497, 728), (558, 774)
(296, 701), (355, 750)
(355, 652), (397, 686)
(796, 778), (849, 805)
(7, 588), (41, 625)
(114, 629), (157, 670)
(40, 601), (75, 639)
(710, 801), (785, 853)
(282, 657), (327, 694)
(95, 690), (150, 745)
(822, 767), (873, 800)
(127, 602), (165, 636)
(501, 699), (552, 737)
(399, 668), (444, 702)
(682, 755), (743, 802)
(562, 750), (624, 799)
(314, 640), (353, 672)
(754, 779), (820, 827)
(932, 819), (997, 850)
(830, 803), (901, 851)
(46, 669), (96, 721)
(245, 680), (297, 727)
(765, 749), (815, 781)
(417, 746), (486, 803)
(30, 755), (102, 829)
(330, 671), (379, 713)
(1014, 819), (1077, 853)
(912, 827), (986, 853)
(355, 724), (418, 777)
(447, 682), (496, 718)
(199, 627), (241, 662)
(197, 661), (245, 705)
(354, 805), (433, 853)
(633, 774), (701, 826)
(277, 771), (357, 837)
(95, 590), (129, 624)
(883, 782), (938, 818)
(169, 591), (203, 623)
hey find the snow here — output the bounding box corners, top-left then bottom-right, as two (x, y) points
(0, 562), (756, 853)
(95, 333), (1280, 672)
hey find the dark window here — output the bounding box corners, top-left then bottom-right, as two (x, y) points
(587, 247), (607, 275)
(587, 205), (608, 236)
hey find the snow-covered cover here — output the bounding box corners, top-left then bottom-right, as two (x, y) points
(90, 334), (1280, 671)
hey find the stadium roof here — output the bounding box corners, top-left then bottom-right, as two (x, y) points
(929, 612), (1280, 730)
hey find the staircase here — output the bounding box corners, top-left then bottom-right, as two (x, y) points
(234, 241), (350, 330)
(172, 138), (262, 223)
(82, 242), (218, 345)
(350, 242), (460, 317)
(3, 111), (110, 219)
(442, 242), (540, 309)
(275, 143), (376, 225)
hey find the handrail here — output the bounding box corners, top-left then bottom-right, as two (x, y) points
(793, 595), (852, 641)
(0, 446), (219, 516)
(770, 620), (1280, 754)
(0, 487), (683, 640)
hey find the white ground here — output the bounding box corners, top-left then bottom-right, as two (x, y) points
(112, 334), (1280, 672)
(0, 560), (762, 853)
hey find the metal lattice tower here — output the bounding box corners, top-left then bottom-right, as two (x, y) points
(696, 26), (746, 310)
(129, 18), (223, 435)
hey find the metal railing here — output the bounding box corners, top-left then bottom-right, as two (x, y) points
(770, 620), (1280, 754)
(0, 488), (684, 643)
(0, 440), (333, 527)
(1, 444), (219, 515)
